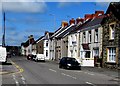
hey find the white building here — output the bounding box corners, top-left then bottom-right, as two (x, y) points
(79, 11), (104, 67)
(44, 31), (54, 60)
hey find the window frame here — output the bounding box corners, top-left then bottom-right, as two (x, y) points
(107, 47), (116, 63)
(88, 31), (91, 43)
(94, 29), (98, 43)
(109, 22), (116, 40)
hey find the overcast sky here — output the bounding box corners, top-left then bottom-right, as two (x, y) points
(0, 0), (119, 46)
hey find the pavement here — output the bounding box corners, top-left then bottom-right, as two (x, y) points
(47, 60), (119, 79)
(0, 58), (23, 75)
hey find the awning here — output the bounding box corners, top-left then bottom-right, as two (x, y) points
(82, 43), (90, 50)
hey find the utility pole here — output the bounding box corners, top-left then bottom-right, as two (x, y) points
(2, 4), (6, 47)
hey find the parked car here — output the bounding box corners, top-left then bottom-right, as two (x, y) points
(27, 54), (34, 60)
(33, 54), (45, 62)
(59, 57), (81, 70)
(7, 52), (11, 58)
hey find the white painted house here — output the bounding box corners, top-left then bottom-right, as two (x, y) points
(79, 11), (104, 67)
(44, 31), (54, 60)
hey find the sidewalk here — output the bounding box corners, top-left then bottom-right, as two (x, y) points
(0, 59), (19, 75)
(48, 60), (119, 79)
(82, 67), (119, 78)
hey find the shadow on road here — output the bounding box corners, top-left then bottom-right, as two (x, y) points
(2, 62), (12, 65)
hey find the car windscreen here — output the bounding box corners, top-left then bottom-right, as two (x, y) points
(67, 58), (78, 63)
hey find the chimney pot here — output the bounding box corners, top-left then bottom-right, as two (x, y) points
(69, 18), (75, 25)
(76, 17), (84, 24)
(95, 11), (104, 17)
(84, 14), (93, 21)
(61, 21), (68, 28)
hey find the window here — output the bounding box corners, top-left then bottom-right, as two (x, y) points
(46, 41), (48, 47)
(46, 50), (48, 57)
(94, 49), (99, 57)
(94, 29), (98, 42)
(109, 23), (115, 40)
(82, 32), (86, 43)
(88, 31), (91, 43)
(107, 47), (116, 62)
(85, 51), (90, 58)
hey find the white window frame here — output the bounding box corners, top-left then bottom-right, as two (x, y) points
(88, 31), (91, 43)
(82, 32), (86, 43)
(109, 23), (115, 40)
(107, 47), (116, 63)
(46, 41), (48, 47)
(94, 29), (98, 42)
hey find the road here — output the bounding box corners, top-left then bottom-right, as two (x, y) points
(1, 56), (119, 85)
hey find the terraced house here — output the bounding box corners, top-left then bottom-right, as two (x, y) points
(102, 2), (120, 69)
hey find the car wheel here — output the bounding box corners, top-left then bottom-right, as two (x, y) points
(35, 59), (38, 62)
(59, 64), (62, 68)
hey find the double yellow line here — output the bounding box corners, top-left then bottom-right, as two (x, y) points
(0, 60), (24, 75)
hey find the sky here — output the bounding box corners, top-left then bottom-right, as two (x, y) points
(0, 0), (118, 46)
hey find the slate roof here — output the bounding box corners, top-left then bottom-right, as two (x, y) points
(106, 2), (120, 20)
(21, 38), (34, 47)
(34, 36), (44, 44)
(69, 16), (104, 35)
(56, 25), (76, 39)
(50, 26), (68, 39)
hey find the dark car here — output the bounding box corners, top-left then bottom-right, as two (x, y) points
(7, 52), (11, 58)
(59, 57), (81, 70)
(27, 54), (35, 60)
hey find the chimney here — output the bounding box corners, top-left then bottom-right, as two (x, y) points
(45, 31), (49, 35)
(95, 11), (104, 17)
(76, 17), (84, 24)
(69, 18), (75, 25)
(84, 14), (93, 21)
(28, 35), (34, 44)
(61, 21), (68, 28)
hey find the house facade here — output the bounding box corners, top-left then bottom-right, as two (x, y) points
(36, 36), (44, 54)
(21, 35), (35, 56)
(102, 2), (120, 69)
(68, 18), (84, 63)
(49, 21), (68, 61)
(44, 31), (54, 60)
(79, 11), (104, 67)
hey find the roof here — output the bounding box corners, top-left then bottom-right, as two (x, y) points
(106, 2), (120, 20)
(50, 26), (68, 39)
(56, 25), (76, 39)
(69, 16), (104, 35)
(21, 38), (35, 47)
(35, 36), (44, 44)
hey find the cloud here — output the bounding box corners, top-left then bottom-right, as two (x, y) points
(58, 2), (80, 8)
(1, 0), (47, 13)
(95, 2), (110, 7)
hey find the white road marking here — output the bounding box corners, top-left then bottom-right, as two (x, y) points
(61, 73), (77, 79)
(86, 82), (93, 85)
(87, 73), (95, 75)
(12, 74), (19, 86)
(20, 74), (26, 84)
(49, 69), (57, 72)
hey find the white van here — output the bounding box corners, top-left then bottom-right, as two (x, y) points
(0, 46), (7, 63)
(33, 54), (45, 62)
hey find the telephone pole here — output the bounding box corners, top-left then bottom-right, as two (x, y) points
(2, 5), (6, 47)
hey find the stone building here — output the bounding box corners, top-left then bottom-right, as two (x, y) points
(102, 2), (120, 69)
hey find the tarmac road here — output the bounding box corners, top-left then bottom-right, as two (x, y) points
(1, 56), (119, 86)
